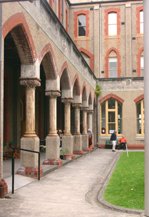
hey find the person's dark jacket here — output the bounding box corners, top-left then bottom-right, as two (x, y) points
(110, 132), (117, 141)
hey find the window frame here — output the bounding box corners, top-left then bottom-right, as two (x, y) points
(108, 12), (117, 36)
(100, 98), (122, 136)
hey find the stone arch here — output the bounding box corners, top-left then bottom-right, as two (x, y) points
(100, 93), (124, 104)
(60, 62), (72, 98)
(73, 76), (81, 103)
(39, 43), (58, 80)
(60, 63), (71, 90)
(3, 13), (36, 64)
(82, 85), (88, 108)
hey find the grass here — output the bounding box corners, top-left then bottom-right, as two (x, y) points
(103, 152), (144, 210)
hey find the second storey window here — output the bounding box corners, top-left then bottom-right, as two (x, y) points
(78, 15), (86, 36)
(108, 12), (117, 36)
(140, 10), (144, 34)
(109, 56), (117, 78)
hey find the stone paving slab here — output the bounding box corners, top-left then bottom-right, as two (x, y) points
(0, 149), (143, 217)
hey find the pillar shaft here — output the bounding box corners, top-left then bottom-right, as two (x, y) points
(64, 101), (71, 135)
(25, 87), (35, 135)
(74, 106), (80, 134)
(82, 110), (87, 134)
(144, 0), (149, 216)
(88, 111), (93, 132)
(49, 96), (57, 135)
(20, 78), (40, 136)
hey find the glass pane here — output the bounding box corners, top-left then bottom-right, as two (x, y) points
(108, 99), (115, 109)
(140, 23), (144, 34)
(137, 103), (141, 118)
(108, 25), (117, 36)
(137, 118), (142, 134)
(78, 15), (86, 26)
(140, 11), (143, 22)
(108, 13), (117, 24)
(108, 123), (115, 134)
(109, 57), (117, 77)
(78, 15), (86, 36)
(108, 112), (115, 122)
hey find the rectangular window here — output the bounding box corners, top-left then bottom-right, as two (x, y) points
(109, 57), (117, 78)
(78, 15), (86, 36)
(108, 13), (117, 36)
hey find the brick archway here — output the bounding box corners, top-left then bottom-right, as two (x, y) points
(3, 13), (36, 64)
(100, 93), (124, 104)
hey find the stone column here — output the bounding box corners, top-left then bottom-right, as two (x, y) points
(87, 110), (94, 148)
(61, 98), (73, 160)
(19, 78), (41, 177)
(144, 0), (149, 216)
(82, 108), (89, 151)
(73, 103), (83, 155)
(44, 91), (61, 166)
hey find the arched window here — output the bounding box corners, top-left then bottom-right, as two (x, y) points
(100, 98), (122, 136)
(108, 51), (117, 78)
(140, 10), (144, 34)
(136, 99), (144, 135)
(108, 12), (117, 36)
(78, 14), (86, 36)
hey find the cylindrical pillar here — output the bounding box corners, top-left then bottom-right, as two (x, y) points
(20, 78), (41, 136)
(82, 110), (87, 134)
(74, 105), (80, 135)
(48, 96), (57, 135)
(87, 110), (93, 132)
(144, 0), (149, 216)
(63, 99), (71, 135)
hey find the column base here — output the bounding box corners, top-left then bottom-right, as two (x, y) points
(82, 134), (89, 151)
(61, 135), (74, 157)
(46, 135), (60, 160)
(73, 150), (84, 155)
(43, 159), (62, 167)
(0, 179), (8, 198)
(17, 166), (43, 178)
(73, 134), (83, 153)
(20, 136), (39, 168)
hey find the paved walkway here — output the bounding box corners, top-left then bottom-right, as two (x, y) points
(0, 149), (143, 217)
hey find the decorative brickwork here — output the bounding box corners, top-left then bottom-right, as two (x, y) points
(136, 6), (143, 35)
(99, 93), (124, 104)
(104, 8), (120, 37)
(80, 48), (94, 71)
(104, 48), (121, 78)
(74, 10), (89, 38)
(3, 13), (36, 63)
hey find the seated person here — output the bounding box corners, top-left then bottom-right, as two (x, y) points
(118, 135), (127, 150)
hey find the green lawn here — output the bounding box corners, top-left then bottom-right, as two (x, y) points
(103, 152), (144, 210)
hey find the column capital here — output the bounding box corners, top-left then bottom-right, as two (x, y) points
(20, 78), (41, 88)
(46, 90), (61, 97)
(62, 98), (73, 103)
(72, 103), (81, 108)
(81, 106), (89, 111)
(87, 109), (94, 114)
